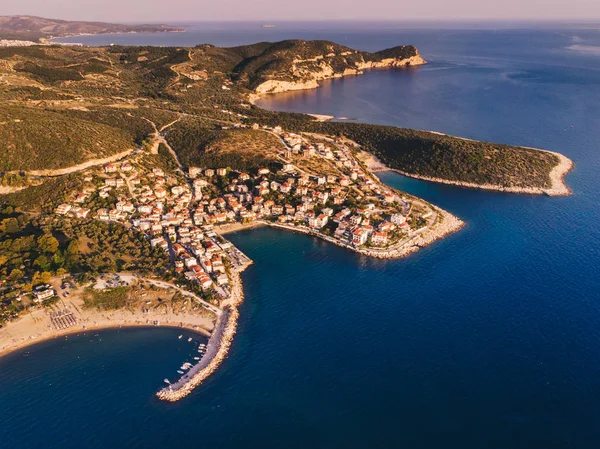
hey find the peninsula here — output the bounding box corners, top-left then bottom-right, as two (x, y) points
(0, 38), (571, 400)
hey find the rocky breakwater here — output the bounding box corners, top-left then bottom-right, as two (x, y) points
(254, 47), (426, 95)
(156, 272), (245, 402)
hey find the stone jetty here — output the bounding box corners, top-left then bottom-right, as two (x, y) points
(156, 271), (246, 402)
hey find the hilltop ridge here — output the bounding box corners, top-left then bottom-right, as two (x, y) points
(0, 15), (183, 42)
(213, 40), (426, 93)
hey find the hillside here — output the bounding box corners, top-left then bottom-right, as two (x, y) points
(165, 117), (284, 171)
(0, 42), (567, 191)
(0, 106), (137, 171)
(320, 124), (559, 188)
(0, 15), (182, 42)
(216, 40), (425, 93)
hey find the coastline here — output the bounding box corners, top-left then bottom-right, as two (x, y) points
(247, 57), (427, 106)
(361, 149), (574, 197)
(0, 309), (213, 360)
(214, 221), (266, 235)
(46, 29), (185, 45)
(306, 113), (335, 122)
(155, 199), (463, 402)
(156, 271), (246, 402)
(265, 212), (463, 260)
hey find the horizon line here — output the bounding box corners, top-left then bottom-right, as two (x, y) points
(4, 15), (600, 24)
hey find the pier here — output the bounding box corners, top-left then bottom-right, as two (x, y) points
(156, 270), (246, 402)
(156, 306), (236, 401)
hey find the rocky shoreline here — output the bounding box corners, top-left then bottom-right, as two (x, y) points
(361, 150), (573, 197)
(266, 213), (463, 260)
(249, 54), (426, 101)
(156, 271), (246, 402)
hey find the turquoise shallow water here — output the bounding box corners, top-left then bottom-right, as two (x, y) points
(3, 23), (600, 448)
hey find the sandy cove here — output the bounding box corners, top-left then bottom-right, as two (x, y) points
(0, 298), (214, 359)
(0, 208), (461, 399)
(214, 221), (266, 235)
(360, 150), (573, 197)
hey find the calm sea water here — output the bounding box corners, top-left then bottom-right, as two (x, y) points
(4, 23), (600, 448)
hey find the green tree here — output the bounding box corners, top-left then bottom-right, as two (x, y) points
(34, 255), (50, 271)
(37, 234), (59, 253)
(66, 239), (79, 256)
(1, 217), (19, 234)
(9, 268), (24, 282)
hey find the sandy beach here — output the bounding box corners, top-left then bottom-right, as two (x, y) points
(306, 113), (335, 122)
(0, 290), (215, 359)
(215, 221), (266, 235)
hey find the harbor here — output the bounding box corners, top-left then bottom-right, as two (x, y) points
(156, 270), (246, 402)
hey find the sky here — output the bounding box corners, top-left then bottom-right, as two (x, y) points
(3, 0), (600, 22)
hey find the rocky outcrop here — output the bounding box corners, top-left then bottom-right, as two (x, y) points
(357, 54), (427, 70)
(254, 52), (426, 94)
(255, 79), (320, 94)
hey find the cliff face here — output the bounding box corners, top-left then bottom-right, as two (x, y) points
(254, 50), (426, 94)
(187, 40), (426, 95)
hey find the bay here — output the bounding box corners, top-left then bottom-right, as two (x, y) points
(3, 22), (600, 448)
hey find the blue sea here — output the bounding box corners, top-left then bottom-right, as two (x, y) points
(4, 22), (600, 448)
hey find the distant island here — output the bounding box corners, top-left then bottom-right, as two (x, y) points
(0, 15), (184, 43)
(0, 37), (572, 401)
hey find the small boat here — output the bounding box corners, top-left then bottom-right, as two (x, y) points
(187, 337), (192, 342)
(164, 379), (171, 384)
(194, 357), (200, 360)
(178, 335), (183, 339)
(177, 370), (184, 375)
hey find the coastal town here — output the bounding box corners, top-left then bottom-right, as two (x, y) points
(53, 123), (445, 299)
(1, 120), (462, 401)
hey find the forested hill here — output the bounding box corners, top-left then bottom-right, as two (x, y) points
(0, 42), (562, 190)
(307, 123), (559, 188)
(189, 40), (425, 91)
